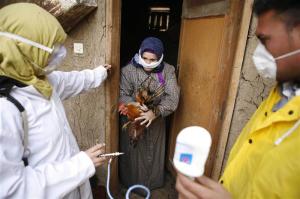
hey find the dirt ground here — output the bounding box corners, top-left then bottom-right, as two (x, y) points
(92, 171), (177, 199)
(116, 172), (178, 199)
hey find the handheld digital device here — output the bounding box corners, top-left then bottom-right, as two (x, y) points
(173, 126), (212, 178)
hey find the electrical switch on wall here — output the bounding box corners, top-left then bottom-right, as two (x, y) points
(73, 42), (84, 54)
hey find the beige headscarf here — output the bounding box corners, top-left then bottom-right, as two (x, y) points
(0, 3), (67, 99)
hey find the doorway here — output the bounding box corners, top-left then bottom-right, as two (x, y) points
(119, 0), (182, 197)
(113, 0), (252, 197)
(120, 0), (183, 68)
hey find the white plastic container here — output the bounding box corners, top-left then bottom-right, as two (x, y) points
(173, 126), (212, 178)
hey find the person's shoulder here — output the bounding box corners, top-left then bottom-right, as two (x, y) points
(265, 85), (280, 98)
(47, 71), (61, 86)
(0, 97), (22, 119)
(163, 62), (176, 73)
(0, 97), (24, 136)
(121, 63), (136, 73)
(123, 62), (135, 68)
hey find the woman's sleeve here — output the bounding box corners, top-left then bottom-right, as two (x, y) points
(47, 66), (108, 100)
(0, 101), (95, 198)
(119, 66), (135, 104)
(156, 66), (180, 117)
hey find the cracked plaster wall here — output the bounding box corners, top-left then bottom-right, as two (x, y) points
(0, 0), (109, 184)
(222, 16), (275, 171)
(61, 0), (108, 184)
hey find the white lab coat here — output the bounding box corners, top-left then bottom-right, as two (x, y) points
(0, 66), (108, 199)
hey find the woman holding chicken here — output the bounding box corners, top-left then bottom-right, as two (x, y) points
(119, 37), (180, 194)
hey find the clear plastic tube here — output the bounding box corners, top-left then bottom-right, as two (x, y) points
(106, 158), (150, 199)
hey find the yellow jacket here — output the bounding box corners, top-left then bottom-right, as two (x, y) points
(221, 86), (300, 199)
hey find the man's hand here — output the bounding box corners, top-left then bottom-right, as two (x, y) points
(135, 109), (156, 127)
(176, 173), (232, 199)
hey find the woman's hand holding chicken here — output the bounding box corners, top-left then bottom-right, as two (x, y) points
(135, 109), (156, 127)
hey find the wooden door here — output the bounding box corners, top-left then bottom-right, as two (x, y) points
(167, 0), (246, 178)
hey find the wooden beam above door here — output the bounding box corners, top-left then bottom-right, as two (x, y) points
(182, 0), (229, 18)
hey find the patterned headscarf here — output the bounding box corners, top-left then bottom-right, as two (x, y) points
(132, 37), (165, 73)
(0, 3), (67, 99)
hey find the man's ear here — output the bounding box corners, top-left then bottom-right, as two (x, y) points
(290, 24), (300, 48)
(293, 23), (300, 33)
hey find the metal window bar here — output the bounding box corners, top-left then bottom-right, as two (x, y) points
(148, 6), (170, 32)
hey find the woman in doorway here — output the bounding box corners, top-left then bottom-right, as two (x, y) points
(119, 37), (180, 192)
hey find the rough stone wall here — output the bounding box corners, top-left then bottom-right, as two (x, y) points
(222, 16), (275, 171)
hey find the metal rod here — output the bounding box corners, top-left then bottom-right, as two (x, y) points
(99, 152), (124, 157)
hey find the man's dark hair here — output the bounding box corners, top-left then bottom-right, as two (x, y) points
(253, 0), (300, 28)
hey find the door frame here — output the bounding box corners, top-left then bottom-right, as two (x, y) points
(105, 0), (121, 194)
(211, 0), (254, 179)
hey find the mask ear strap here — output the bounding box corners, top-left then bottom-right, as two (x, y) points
(275, 49), (300, 60)
(158, 53), (164, 62)
(0, 31), (53, 53)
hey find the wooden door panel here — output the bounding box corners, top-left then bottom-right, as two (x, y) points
(178, 16), (225, 129)
(168, 16), (226, 176)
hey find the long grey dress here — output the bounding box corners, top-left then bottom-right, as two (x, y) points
(119, 62), (180, 190)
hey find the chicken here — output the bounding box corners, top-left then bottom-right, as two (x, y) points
(119, 80), (165, 147)
(119, 102), (146, 147)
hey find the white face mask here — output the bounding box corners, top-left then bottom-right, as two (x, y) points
(0, 31), (66, 75)
(44, 45), (66, 74)
(138, 52), (164, 69)
(252, 42), (300, 80)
